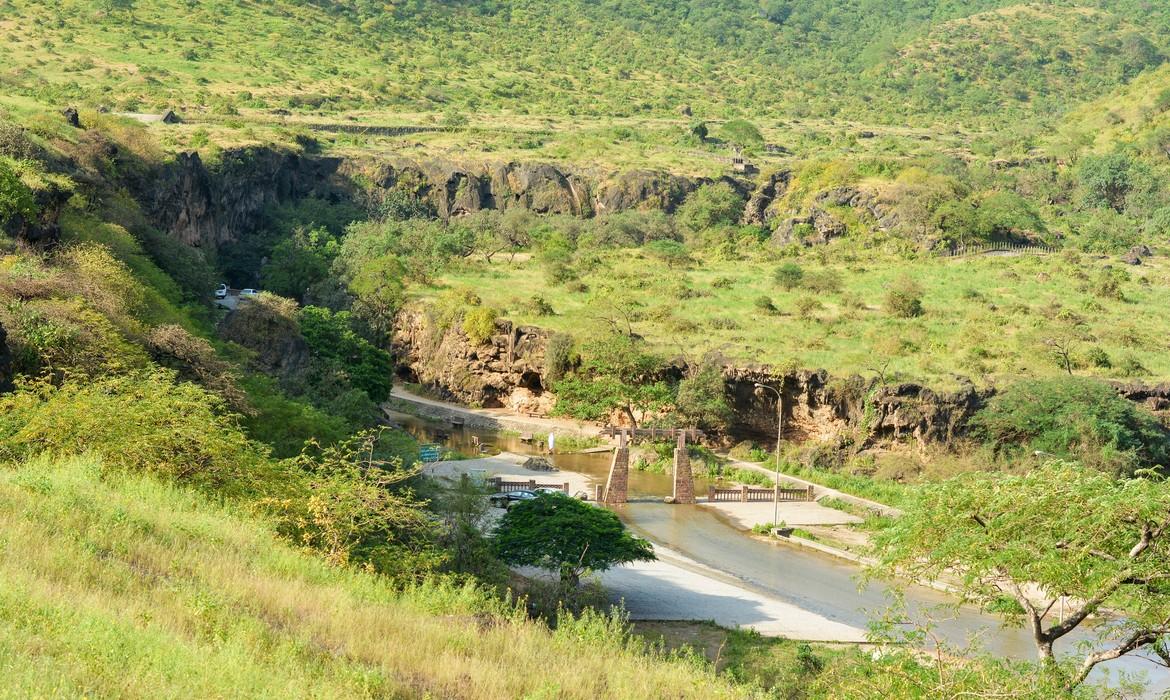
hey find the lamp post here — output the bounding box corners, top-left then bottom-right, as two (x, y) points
(754, 382), (783, 527)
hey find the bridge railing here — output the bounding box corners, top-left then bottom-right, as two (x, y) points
(488, 477), (569, 494)
(602, 426), (705, 442)
(708, 484), (814, 503)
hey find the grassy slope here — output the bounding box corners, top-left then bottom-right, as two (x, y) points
(2, 0), (1168, 126)
(0, 455), (748, 699)
(429, 248), (1170, 384)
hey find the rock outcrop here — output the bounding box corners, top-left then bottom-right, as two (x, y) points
(361, 158), (744, 220)
(771, 208), (847, 246)
(1, 179), (69, 247)
(742, 170), (792, 225)
(722, 366), (989, 448)
(217, 297), (310, 379)
(0, 320), (13, 394)
(149, 148), (345, 247)
(391, 308), (555, 413)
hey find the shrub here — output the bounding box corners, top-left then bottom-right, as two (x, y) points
(972, 376), (1170, 475)
(719, 119), (764, 150)
(1083, 346), (1112, 369)
(754, 295), (778, 314)
(774, 262), (804, 290)
(884, 276), (924, 318)
(1092, 267), (1127, 301)
(0, 371), (278, 497)
(676, 183), (745, 235)
(803, 269), (843, 294)
(794, 296), (822, 320)
(643, 239), (691, 268)
(462, 306), (498, 345)
(544, 332), (575, 383)
(0, 158), (37, 222)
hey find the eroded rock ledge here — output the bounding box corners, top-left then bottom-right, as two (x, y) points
(390, 309), (992, 448)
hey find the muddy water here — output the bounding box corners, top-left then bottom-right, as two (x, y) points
(400, 416), (1168, 693)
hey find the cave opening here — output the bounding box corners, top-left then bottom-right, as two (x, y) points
(519, 371), (544, 395)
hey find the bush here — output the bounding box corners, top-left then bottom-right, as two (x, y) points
(719, 119), (764, 150)
(462, 306), (498, 345)
(299, 306), (394, 402)
(0, 371), (278, 497)
(774, 262), (804, 290)
(544, 332), (575, 383)
(794, 296), (822, 320)
(803, 269), (843, 294)
(972, 376), (1170, 475)
(0, 158), (37, 222)
(676, 183), (745, 236)
(884, 276), (924, 318)
(754, 295), (778, 314)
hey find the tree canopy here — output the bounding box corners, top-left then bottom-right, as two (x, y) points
(872, 462), (1170, 690)
(492, 492), (655, 586)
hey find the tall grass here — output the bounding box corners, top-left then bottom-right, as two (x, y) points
(0, 455), (754, 699)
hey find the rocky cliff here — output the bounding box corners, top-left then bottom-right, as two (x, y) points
(391, 308), (555, 413)
(145, 146), (773, 247)
(355, 157), (752, 220)
(148, 148), (346, 248)
(390, 310), (991, 448)
(723, 367), (988, 447)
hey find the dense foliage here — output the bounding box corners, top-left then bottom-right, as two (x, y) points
(972, 377), (1170, 475)
(493, 492), (655, 586)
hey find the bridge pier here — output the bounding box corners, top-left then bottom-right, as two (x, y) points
(671, 431), (696, 504)
(602, 431), (630, 505)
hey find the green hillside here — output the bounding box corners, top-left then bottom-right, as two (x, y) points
(3, 0), (1169, 124)
(0, 455), (745, 699)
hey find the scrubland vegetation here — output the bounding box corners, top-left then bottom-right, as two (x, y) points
(5, 0), (1170, 695)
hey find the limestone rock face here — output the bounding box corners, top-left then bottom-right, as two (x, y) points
(150, 148), (344, 247)
(0, 320), (13, 394)
(722, 366), (989, 447)
(743, 170), (791, 225)
(771, 207), (847, 246)
(391, 308), (554, 412)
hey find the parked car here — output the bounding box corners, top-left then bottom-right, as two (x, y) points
(214, 283), (228, 299)
(489, 490), (539, 509)
(239, 288), (260, 298)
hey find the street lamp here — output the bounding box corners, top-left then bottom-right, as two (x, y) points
(754, 382), (783, 527)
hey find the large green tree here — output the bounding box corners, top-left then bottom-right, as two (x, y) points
(872, 462), (1170, 691)
(493, 492), (655, 586)
(552, 334), (672, 428)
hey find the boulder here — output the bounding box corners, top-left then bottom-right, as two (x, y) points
(61, 107), (80, 128)
(522, 456), (557, 472)
(1122, 244), (1153, 265)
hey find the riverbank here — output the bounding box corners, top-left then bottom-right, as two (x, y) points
(386, 386), (606, 439)
(427, 451), (869, 642)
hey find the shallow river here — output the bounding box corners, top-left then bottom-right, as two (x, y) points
(400, 416), (1169, 694)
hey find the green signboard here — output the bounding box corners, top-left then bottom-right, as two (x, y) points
(419, 444), (441, 463)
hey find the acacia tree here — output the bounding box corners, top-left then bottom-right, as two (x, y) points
(492, 492), (655, 587)
(871, 462), (1170, 690)
(551, 334), (672, 428)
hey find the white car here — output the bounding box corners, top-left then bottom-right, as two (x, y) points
(214, 283), (228, 299)
(239, 288), (260, 298)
